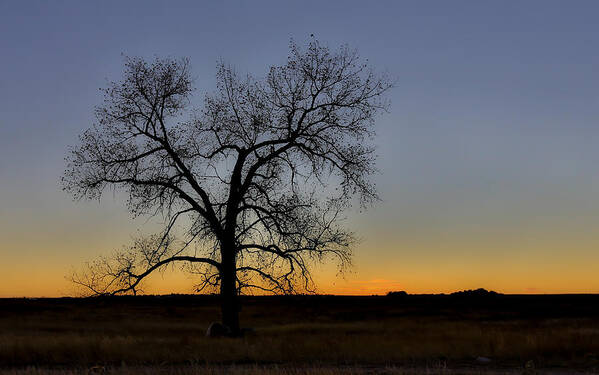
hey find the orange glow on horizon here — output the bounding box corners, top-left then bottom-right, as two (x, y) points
(2, 229), (599, 298)
(3, 269), (599, 298)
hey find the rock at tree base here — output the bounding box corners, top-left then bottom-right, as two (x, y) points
(206, 322), (231, 337)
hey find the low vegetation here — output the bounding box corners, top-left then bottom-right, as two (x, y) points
(1, 294), (598, 374)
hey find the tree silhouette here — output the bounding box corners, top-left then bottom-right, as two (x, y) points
(63, 39), (392, 335)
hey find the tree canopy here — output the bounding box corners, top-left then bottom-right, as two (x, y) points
(63, 39), (392, 332)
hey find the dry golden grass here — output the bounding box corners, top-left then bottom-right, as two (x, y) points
(1, 364), (598, 375)
(0, 364), (538, 375)
(1, 295), (598, 373)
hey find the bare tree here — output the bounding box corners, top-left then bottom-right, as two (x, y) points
(63, 39), (392, 335)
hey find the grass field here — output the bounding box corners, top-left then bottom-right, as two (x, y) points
(1, 294), (598, 374)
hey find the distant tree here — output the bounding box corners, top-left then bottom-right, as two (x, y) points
(387, 290), (408, 298)
(450, 288), (500, 298)
(63, 39), (392, 335)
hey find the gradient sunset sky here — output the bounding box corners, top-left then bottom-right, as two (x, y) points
(1, 1), (599, 297)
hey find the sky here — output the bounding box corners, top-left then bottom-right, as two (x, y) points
(1, 1), (599, 297)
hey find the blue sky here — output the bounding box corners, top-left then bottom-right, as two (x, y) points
(1, 1), (599, 296)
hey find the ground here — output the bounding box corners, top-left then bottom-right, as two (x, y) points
(1, 294), (598, 374)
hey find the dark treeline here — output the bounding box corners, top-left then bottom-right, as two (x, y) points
(2, 293), (599, 321)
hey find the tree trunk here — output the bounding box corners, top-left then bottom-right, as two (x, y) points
(220, 247), (240, 336)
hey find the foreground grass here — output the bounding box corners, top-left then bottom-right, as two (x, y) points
(6, 366), (598, 375)
(0, 364), (556, 375)
(2, 320), (598, 367)
(1, 295), (598, 372)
